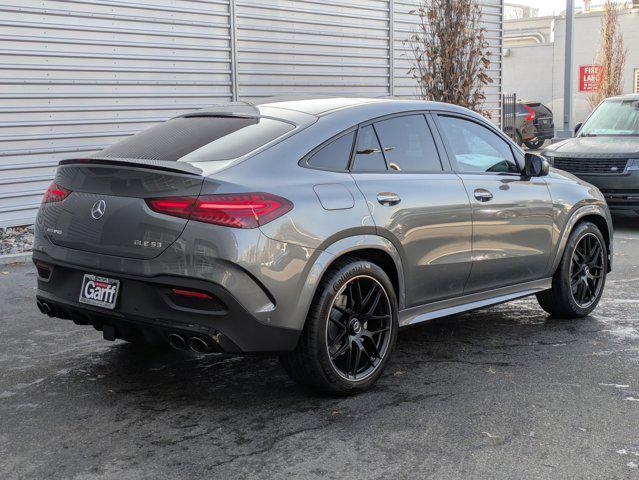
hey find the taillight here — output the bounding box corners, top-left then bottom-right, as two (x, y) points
(42, 182), (71, 204)
(146, 193), (293, 228)
(524, 103), (536, 121)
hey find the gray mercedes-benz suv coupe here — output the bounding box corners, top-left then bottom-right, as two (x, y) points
(34, 98), (612, 394)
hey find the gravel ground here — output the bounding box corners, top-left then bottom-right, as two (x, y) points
(0, 225), (34, 255)
(0, 218), (638, 480)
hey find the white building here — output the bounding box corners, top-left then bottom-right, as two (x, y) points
(503, 5), (639, 127)
(0, 0), (504, 228)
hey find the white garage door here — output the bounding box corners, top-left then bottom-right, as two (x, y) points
(0, 0), (503, 227)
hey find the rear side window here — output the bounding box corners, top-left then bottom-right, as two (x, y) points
(99, 116), (294, 163)
(307, 131), (355, 171)
(373, 115), (442, 172)
(351, 125), (387, 172)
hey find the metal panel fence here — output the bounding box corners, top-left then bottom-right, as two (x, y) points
(0, 0), (503, 227)
(501, 93), (517, 141)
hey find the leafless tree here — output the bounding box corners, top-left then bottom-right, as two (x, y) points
(407, 0), (493, 117)
(587, 0), (627, 109)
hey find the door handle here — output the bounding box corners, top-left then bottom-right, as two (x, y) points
(474, 189), (493, 202)
(377, 192), (401, 206)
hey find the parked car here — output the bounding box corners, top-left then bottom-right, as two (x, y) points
(33, 98), (612, 394)
(516, 101), (555, 149)
(543, 94), (639, 216)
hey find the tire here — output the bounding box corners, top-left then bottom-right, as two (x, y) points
(524, 138), (545, 149)
(280, 257), (398, 395)
(536, 222), (607, 318)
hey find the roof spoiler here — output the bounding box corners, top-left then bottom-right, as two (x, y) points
(58, 157), (204, 176)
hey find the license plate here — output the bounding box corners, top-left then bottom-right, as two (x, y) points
(79, 274), (120, 310)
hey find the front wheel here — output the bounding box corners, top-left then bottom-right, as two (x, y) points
(280, 257), (398, 395)
(536, 222), (607, 318)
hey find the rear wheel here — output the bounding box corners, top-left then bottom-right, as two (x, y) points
(524, 138), (545, 149)
(280, 257), (398, 395)
(536, 222), (607, 318)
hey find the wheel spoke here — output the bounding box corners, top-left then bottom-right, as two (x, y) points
(365, 288), (383, 316)
(588, 243), (601, 264)
(362, 334), (382, 359)
(571, 277), (581, 289)
(360, 283), (377, 311)
(359, 340), (377, 367)
(328, 329), (348, 350)
(333, 304), (351, 317)
(348, 341), (362, 376)
(330, 338), (350, 360)
(368, 325), (391, 335)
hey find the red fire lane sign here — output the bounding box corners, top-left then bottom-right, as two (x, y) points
(579, 65), (604, 92)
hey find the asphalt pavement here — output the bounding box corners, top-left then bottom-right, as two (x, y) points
(1, 218), (638, 480)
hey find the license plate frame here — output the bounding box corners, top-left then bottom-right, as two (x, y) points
(78, 274), (120, 310)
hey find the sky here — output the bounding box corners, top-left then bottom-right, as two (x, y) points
(506, 0), (628, 16)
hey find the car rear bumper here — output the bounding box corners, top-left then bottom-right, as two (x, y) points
(33, 251), (301, 353)
(534, 125), (554, 140)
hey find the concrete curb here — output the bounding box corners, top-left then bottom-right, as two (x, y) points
(0, 252), (32, 266)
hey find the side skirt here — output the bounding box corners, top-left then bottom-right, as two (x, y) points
(399, 278), (552, 327)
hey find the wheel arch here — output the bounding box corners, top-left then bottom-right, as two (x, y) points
(291, 235), (405, 333)
(550, 204), (613, 275)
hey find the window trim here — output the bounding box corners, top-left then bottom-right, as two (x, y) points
(432, 112), (524, 176)
(349, 123), (389, 173)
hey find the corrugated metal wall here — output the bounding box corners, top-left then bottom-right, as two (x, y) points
(0, 0), (503, 228)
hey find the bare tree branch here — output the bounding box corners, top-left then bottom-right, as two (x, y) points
(587, 0), (627, 109)
(406, 0), (493, 117)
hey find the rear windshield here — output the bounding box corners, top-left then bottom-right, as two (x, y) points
(527, 103), (552, 116)
(99, 116), (295, 162)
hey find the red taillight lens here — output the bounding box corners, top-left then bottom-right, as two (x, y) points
(146, 197), (196, 220)
(42, 182), (71, 204)
(524, 103), (536, 121)
(171, 288), (212, 299)
(146, 193), (293, 229)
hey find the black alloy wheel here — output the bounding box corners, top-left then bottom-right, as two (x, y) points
(536, 222), (608, 318)
(325, 275), (392, 381)
(569, 233), (605, 308)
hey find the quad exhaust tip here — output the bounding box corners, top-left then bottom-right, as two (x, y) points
(36, 300), (55, 317)
(168, 333), (213, 353)
(187, 336), (212, 354)
(167, 333), (187, 350)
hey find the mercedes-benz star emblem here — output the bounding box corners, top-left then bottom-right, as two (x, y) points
(91, 200), (106, 220)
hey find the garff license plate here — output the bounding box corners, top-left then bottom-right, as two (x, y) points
(79, 274), (120, 309)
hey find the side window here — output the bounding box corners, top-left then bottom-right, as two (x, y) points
(307, 131), (355, 171)
(351, 125), (387, 172)
(373, 115), (442, 172)
(438, 116), (518, 174)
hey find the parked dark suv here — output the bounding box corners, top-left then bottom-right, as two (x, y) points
(516, 101), (555, 149)
(34, 98), (612, 394)
(543, 94), (639, 216)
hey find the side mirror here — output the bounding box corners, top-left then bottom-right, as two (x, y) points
(574, 122), (583, 135)
(524, 153), (550, 177)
